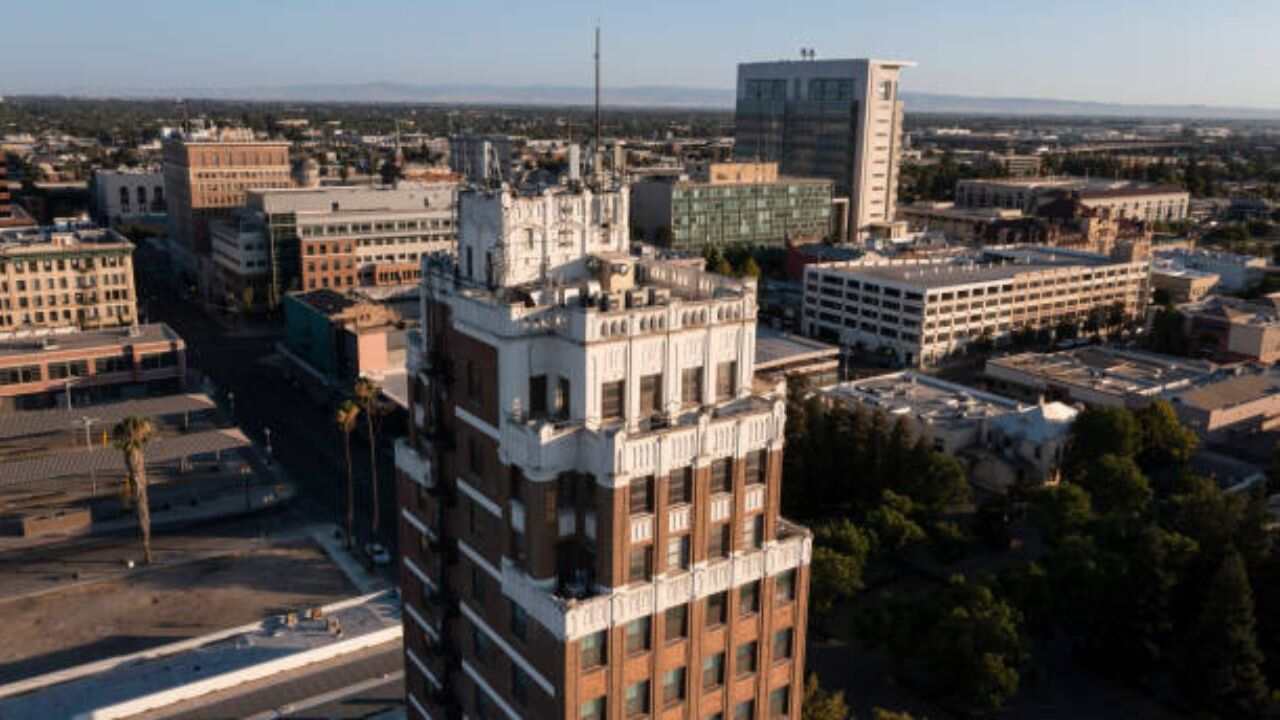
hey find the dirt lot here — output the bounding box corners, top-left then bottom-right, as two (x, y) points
(0, 540), (356, 684)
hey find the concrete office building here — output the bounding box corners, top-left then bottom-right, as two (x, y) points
(802, 246), (1150, 367)
(0, 224), (136, 332)
(1178, 295), (1280, 363)
(1151, 261), (1219, 303)
(631, 162), (833, 251)
(90, 169), (166, 226)
(450, 134), (516, 186)
(734, 58), (914, 241)
(212, 184), (458, 310)
(1155, 248), (1266, 293)
(984, 346), (1217, 409)
(1172, 365), (1280, 441)
(955, 177), (1189, 222)
(162, 129), (292, 259)
(395, 183), (811, 720)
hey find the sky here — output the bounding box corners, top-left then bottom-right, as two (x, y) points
(3, 0), (1278, 108)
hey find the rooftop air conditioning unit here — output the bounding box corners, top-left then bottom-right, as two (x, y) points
(626, 289), (649, 309)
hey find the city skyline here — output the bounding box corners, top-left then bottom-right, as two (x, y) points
(5, 0), (1279, 110)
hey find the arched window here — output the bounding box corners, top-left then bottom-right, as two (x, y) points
(119, 187), (130, 207)
(137, 186), (147, 205)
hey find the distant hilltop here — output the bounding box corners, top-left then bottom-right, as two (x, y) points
(11, 82), (1280, 120)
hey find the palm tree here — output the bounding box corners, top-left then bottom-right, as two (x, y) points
(353, 377), (383, 536)
(335, 400), (361, 549)
(113, 416), (156, 564)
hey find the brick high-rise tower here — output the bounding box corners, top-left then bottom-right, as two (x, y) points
(396, 181), (812, 720)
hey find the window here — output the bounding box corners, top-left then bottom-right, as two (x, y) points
(511, 602), (528, 642)
(745, 450), (766, 486)
(669, 467), (692, 505)
(743, 515), (764, 550)
(708, 524), (729, 560)
(625, 680), (650, 717)
(662, 667), (687, 706)
(625, 616), (651, 654)
(581, 697), (606, 720)
(47, 360), (89, 380)
(474, 684), (493, 720)
(710, 459), (732, 494)
(702, 651), (725, 689)
(681, 367), (702, 406)
(628, 546), (653, 583)
(768, 686), (791, 718)
(466, 360), (480, 400)
(472, 624), (494, 665)
(0, 365), (41, 385)
(95, 355), (131, 374)
(734, 700), (756, 720)
(739, 581), (760, 616)
(667, 535), (690, 570)
(555, 376), (570, 418)
(736, 641), (758, 676)
(706, 591), (728, 627)
(529, 375), (547, 417)
(640, 373), (662, 416)
(630, 476), (654, 515)
(665, 604), (688, 642)
(601, 380), (625, 421)
(773, 628), (794, 661)
(512, 665), (531, 706)
(776, 570), (796, 603)
(581, 630), (607, 669)
(472, 566), (486, 601)
(715, 361), (737, 402)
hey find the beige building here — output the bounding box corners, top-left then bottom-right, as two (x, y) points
(955, 176), (1189, 222)
(1178, 295), (1280, 363)
(984, 346), (1217, 409)
(1172, 365), (1280, 441)
(897, 201), (1023, 242)
(803, 246), (1151, 367)
(1151, 262), (1219, 303)
(162, 129), (292, 256)
(0, 224), (136, 332)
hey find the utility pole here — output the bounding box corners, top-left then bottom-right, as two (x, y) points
(593, 23), (602, 186)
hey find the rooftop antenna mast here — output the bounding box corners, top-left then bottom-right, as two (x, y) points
(593, 22), (603, 187)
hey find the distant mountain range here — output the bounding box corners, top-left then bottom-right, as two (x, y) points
(16, 82), (1280, 120)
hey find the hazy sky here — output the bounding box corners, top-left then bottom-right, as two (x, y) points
(4, 0), (1277, 107)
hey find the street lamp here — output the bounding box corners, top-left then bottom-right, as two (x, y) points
(263, 426), (273, 465)
(227, 391), (235, 419)
(72, 416), (100, 496)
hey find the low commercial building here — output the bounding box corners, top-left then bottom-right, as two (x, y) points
(802, 246), (1150, 367)
(897, 201), (1023, 243)
(631, 161), (833, 251)
(90, 169), (166, 226)
(0, 323), (186, 411)
(1178, 295), (1280, 363)
(282, 289), (406, 390)
(823, 371), (1076, 491)
(0, 223), (137, 331)
(1151, 262), (1219, 303)
(1155, 248), (1266, 292)
(955, 177), (1189, 222)
(990, 154), (1042, 177)
(984, 346), (1217, 409)
(1171, 365), (1280, 441)
(754, 326), (840, 387)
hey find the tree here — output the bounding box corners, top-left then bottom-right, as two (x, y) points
(1180, 550), (1272, 717)
(1134, 400), (1198, 482)
(1030, 483), (1094, 545)
(113, 416), (157, 564)
(1063, 406), (1141, 480)
(1077, 454), (1152, 516)
(811, 520), (873, 615)
(865, 490), (926, 552)
(353, 377), (383, 536)
(801, 674), (850, 720)
(335, 400), (361, 549)
(1147, 304), (1189, 355)
(741, 255), (762, 279)
(902, 452), (971, 515)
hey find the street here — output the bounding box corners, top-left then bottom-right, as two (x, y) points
(134, 244), (400, 554)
